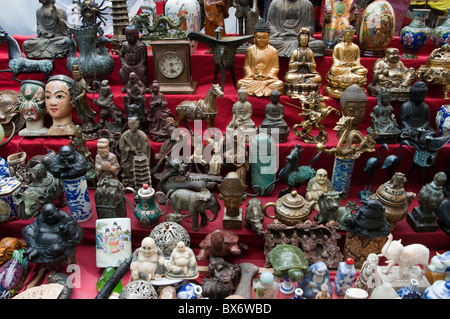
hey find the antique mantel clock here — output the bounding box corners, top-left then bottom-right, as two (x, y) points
(149, 39), (197, 95)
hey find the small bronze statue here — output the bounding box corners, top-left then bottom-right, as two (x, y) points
(244, 197), (266, 236)
(232, 0), (259, 37)
(71, 65), (99, 140)
(284, 28), (323, 97)
(339, 84), (368, 131)
(218, 171), (248, 229)
(202, 256), (240, 299)
(407, 172), (447, 232)
(258, 89), (290, 143)
(226, 86), (257, 140)
(93, 79), (125, 132)
(22, 203), (83, 266)
(22, 0), (69, 59)
(119, 117), (151, 188)
(368, 47), (417, 101)
(292, 91), (339, 144)
(147, 80), (174, 142)
(74, 0), (109, 27)
(324, 25), (368, 99)
(367, 87), (401, 144)
(119, 24), (150, 93)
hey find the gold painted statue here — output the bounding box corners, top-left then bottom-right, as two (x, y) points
(284, 28), (322, 97)
(237, 19), (284, 97)
(324, 25), (368, 99)
(368, 47), (417, 101)
(316, 116), (377, 160)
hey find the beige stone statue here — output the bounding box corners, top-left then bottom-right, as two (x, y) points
(227, 86), (257, 140)
(284, 28), (322, 97)
(237, 19), (284, 97)
(339, 84), (368, 131)
(324, 25), (368, 99)
(306, 169), (333, 212)
(368, 47), (416, 101)
(130, 237), (165, 282)
(165, 241), (199, 279)
(95, 138), (120, 182)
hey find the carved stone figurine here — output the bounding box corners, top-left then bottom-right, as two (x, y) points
(407, 172), (447, 232)
(21, 203), (83, 265)
(202, 256), (240, 299)
(298, 261), (332, 299)
(165, 241), (198, 279)
(339, 84), (368, 132)
(119, 24), (150, 93)
(22, 0), (69, 59)
(324, 25), (368, 99)
(368, 47), (417, 101)
(237, 19), (284, 97)
(267, 0), (326, 57)
(95, 138), (121, 183)
(45, 75), (76, 136)
(130, 237), (165, 282)
(367, 87), (401, 144)
(305, 168), (333, 213)
(226, 86), (257, 139)
(18, 80), (48, 136)
(284, 28), (323, 97)
(259, 90), (290, 143)
(353, 253), (380, 296)
(49, 145), (88, 180)
(197, 229), (248, 260)
(244, 197), (266, 236)
(119, 117), (151, 188)
(147, 80), (174, 142)
(70, 65), (99, 140)
(204, 0), (230, 38)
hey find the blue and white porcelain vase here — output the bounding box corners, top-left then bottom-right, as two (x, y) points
(164, 0), (201, 52)
(332, 157), (355, 197)
(0, 177), (21, 223)
(334, 257), (356, 296)
(280, 276), (295, 295)
(177, 282), (203, 299)
(431, 8), (450, 48)
(400, 9), (432, 59)
(435, 104), (450, 137)
(0, 156), (9, 180)
(63, 175), (93, 222)
(398, 278), (422, 299)
(424, 280), (450, 299)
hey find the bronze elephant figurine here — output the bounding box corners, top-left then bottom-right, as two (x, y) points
(163, 188), (221, 231)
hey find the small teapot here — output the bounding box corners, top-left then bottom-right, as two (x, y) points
(125, 184), (167, 228)
(262, 190), (312, 226)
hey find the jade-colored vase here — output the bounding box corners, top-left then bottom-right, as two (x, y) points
(400, 9), (432, 59)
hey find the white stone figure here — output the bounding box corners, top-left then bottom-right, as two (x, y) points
(165, 241), (199, 279)
(379, 234), (430, 279)
(130, 237), (165, 282)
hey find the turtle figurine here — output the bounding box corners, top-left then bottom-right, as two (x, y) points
(196, 229), (248, 260)
(268, 244), (309, 281)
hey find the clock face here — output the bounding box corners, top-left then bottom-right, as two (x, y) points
(158, 51), (184, 79)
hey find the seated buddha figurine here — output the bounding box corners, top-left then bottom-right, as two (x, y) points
(399, 81), (439, 145)
(259, 89), (290, 143)
(324, 25), (368, 99)
(367, 87), (401, 144)
(267, 0), (326, 57)
(227, 86), (257, 140)
(368, 47), (417, 101)
(237, 19), (284, 97)
(284, 28), (322, 97)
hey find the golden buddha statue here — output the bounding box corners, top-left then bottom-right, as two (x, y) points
(324, 25), (368, 99)
(284, 28), (322, 97)
(237, 19), (284, 97)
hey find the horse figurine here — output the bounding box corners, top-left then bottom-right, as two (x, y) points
(175, 83), (224, 133)
(0, 30), (56, 81)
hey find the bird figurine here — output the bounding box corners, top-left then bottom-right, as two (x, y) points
(381, 141), (411, 179)
(358, 143), (389, 200)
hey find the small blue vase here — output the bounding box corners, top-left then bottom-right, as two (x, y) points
(177, 283), (203, 299)
(400, 9), (432, 59)
(398, 278), (422, 299)
(62, 175), (93, 222)
(331, 157), (355, 197)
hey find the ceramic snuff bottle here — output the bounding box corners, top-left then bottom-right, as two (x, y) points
(334, 257), (356, 296)
(253, 271), (279, 299)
